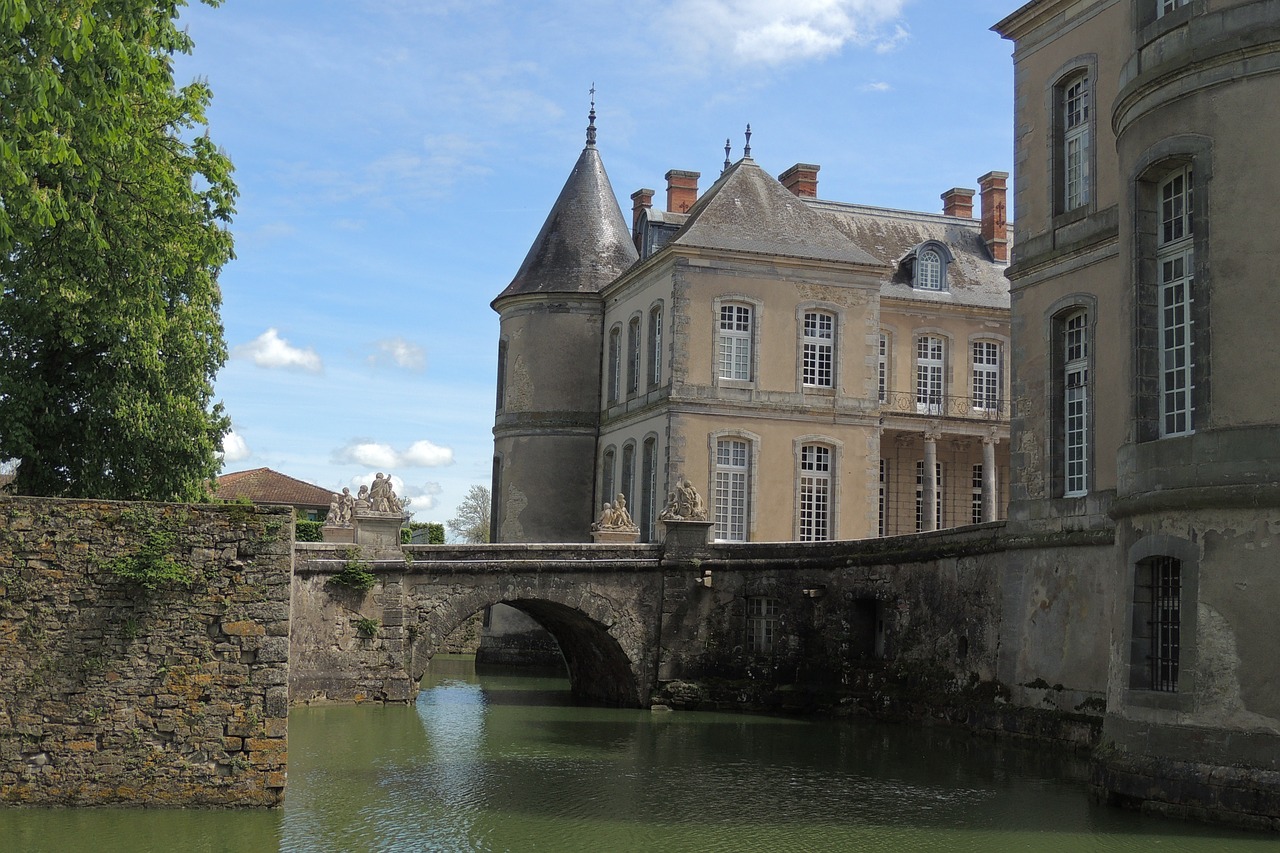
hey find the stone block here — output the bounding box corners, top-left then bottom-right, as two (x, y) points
(221, 620), (265, 637)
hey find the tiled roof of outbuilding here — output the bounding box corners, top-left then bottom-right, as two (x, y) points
(216, 468), (333, 509)
(494, 144), (638, 302)
(668, 159), (884, 267)
(809, 200), (1010, 309)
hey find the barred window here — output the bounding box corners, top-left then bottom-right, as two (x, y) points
(747, 596), (780, 655)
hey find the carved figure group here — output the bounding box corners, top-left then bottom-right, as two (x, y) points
(592, 493), (638, 531)
(659, 478), (707, 521)
(324, 474), (402, 527)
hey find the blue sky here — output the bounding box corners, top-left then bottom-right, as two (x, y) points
(175, 0), (1017, 525)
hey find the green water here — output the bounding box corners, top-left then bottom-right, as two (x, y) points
(2, 656), (1274, 852)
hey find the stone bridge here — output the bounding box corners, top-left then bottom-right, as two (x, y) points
(289, 523), (1022, 709)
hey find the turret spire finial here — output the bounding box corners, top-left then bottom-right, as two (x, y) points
(744, 123), (752, 158)
(723, 138), (732, 173)
(586, 82), (597, 147)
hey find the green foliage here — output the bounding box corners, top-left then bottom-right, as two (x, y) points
(0, 0), (237, 501)
(296, 519), (323, 542)
(354, 617), (380, 638)
(327, 554), (376, 593)
(447, 485), (491, 543)
(108, 529), (193, 590)
(401, 521), (444, 544)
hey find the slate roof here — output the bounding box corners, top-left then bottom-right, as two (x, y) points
(809, 200), (1011, 309)
(215, 468), (333, 509)
(494, 143), (638, 302)
(666, 158), (883, 267)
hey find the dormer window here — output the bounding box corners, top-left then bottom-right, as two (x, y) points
(907, 241), (951, 290)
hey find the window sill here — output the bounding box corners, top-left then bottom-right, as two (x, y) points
(1123, 686), (1193, 713)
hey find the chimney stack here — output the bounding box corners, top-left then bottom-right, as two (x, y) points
(630, 187), (654, 248)
(941, 187), (975, 219)
(779, 163), (820, 198)
(978, 171), (1009, 262)
(665, 170), (700, 213)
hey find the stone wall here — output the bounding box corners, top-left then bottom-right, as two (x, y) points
(0, 497), (291, 807)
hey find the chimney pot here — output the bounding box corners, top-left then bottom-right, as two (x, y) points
(978, 171), (1009, 263)
(665, 170), (700, 214)
(941, 187), (975, 219)
(779, 163), (820, 198)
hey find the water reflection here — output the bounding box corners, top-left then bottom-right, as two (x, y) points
(1, 655), (1276, 852)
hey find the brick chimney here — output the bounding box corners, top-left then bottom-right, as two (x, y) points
(630, 187), (654, 248)
(665, 170), (700, 213)
(941, 187), (975, 219)
(779, 163), (820, 198)
(978, 171), (1009, 262)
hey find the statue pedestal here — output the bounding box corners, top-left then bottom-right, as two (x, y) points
(659, 519), (713, 557)
(592, 529), (640, 544)
(321, 525), (355, 544)
(353, 511), (403, 548)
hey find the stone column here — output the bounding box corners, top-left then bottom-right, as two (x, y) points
(982, 432), (999, 523)
(922, 429), (939, 532)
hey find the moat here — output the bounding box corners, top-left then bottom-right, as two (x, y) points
(0, 655), (1271, 852)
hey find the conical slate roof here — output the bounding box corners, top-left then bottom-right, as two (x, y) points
(669, 158), (882, 267)
(494, 143), (638, 303)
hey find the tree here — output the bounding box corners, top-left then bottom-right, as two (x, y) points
(447, 485), (491, 543)
(0, 1), (236, 501)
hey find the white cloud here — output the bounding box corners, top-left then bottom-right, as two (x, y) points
(664, 0), (908, 65)
(233, 328), (323, 372)
(368, 337), (426, 371)
(333, 439), (455, 468)
(861, 81), (892, 92)
(220, 430), (251, 463)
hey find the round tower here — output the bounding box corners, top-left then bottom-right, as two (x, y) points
(490, 105), (638, 543)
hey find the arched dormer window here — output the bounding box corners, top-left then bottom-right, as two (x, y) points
(905, 241), (952, 291)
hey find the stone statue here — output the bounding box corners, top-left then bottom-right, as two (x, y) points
(368, 472), (402, 514)
(355, 485), (370, 511)
(324, 494), (342, 526)
(660, 479), (708, 521)
(591, 495), (638, 532)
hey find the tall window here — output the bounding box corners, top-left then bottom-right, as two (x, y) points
(647, 305), (663, 387)
(797, 445), (831, 542)
(620, 443), (635, 513)
(802, 312), (834, 387)
(1158, 166), (1194, 436)
(718, 304), (752, 381)
(971, 464), (984, 525)
(495, 339), (507, 411)
(915, 461), (942, 531)
(1064, 310), (1089, 495)
(916, 336), (945, 414)
(607, 326), (621, 404)
(1158, 0), (1190, 17)
(878, 459), (888, 537)
(877, 333), (889, 402)
(640, 437), (657, 542)
(714, 438), (749, 541)
(1134, 556), (1181, 692)
(601, 447), (616, 510)
(916, 249), (942, 289)
(626, 317), (641, 396)
(972, 341), (1001, 411)
(1062, 72), (1091, 210)
(746, 596), (779, 655)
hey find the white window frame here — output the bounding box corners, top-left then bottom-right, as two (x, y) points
(797, 444), (832, 542)
(647, 304), (663, 387)
(877, 332), (889, 403)
(971, 340), (1001, 412)
(640, 436), (658, 543)
(878, 458), (888, 537)
(747, 596), (779, 655)
(714, 438), (750, 542)
(1157, 0), (1190, 18)
(1064, 310), (1089, 496)
(971, 464), (984, 525)
(1062, 72), (1091, 211)
(606, 325), (621, 405)
(802, 311), (834, 388)
(626, 316), (641, 396)
(916, 249), (943, 290)
(1158, 165), (1194, 437)
(916, 335), (945, 414)
(620, 442), (636, 515)
(600, 446), (616, 510)
(718, 303), (753, 382)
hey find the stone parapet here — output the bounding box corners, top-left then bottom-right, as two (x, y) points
(0, 497), (292, 807)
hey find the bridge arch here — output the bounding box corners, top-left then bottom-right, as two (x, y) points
(407, 585), (650, 708)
